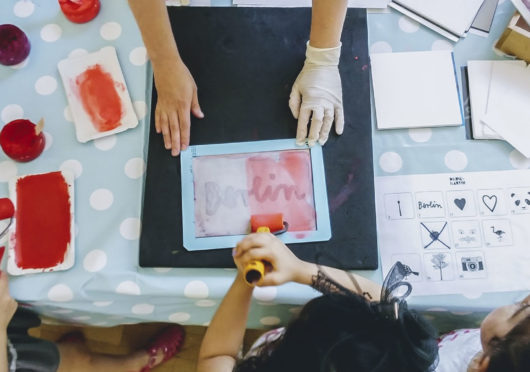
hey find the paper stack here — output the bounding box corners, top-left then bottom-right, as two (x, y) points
(389, 0), (498, 41)
(468, 60), (530, 157)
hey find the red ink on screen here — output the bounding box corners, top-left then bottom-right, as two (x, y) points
(76, 64), (122, 132)
(15, 172), (71, 269)
(246, 151), (316, 231)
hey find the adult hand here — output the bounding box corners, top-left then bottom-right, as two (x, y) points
(0, 271), (17, 329)
(232, 233), (307, 287)
(152, 59), (204, 156)
(289, 43), (344, 147)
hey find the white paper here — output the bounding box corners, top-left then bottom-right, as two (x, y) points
(233, 0), (390, 8)
(370, 51), (463, 130)
(481, 63), (530, 157)
(391, 0), (485, 37)
(511, 0), (530, 26)
(58, 47), (138, 143)
(376, 170), (530, 297)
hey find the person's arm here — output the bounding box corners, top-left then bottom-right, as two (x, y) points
(197, 274), (253, 372)
(289, 0), (347, 147)
(0, 272), (18, 372)
(128, 0), (204, 156)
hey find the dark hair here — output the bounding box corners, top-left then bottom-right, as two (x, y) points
(235, 293), (438, 372)
(485, 315), (530, 372)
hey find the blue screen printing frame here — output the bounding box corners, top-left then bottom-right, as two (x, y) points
(180, 139), (331, 251)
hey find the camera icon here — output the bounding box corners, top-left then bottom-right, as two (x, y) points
(461, 257), (484, 272)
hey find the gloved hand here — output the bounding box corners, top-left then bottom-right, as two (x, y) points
(289, 42), (344, 147)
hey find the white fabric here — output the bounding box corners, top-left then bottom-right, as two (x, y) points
(436, 328), (483, 372)
(289, 43), (344, 147)
(245, 327), (286, 358)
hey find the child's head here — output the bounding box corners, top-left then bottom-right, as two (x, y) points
(235, 292), (439, 372)
(479, 294), (530, 372)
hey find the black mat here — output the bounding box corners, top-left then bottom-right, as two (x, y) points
(140, 7), (378, 270)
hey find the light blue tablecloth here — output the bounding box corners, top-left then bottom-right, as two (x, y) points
(0, 0), (526, 330)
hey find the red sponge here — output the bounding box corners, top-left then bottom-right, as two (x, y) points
(250, 213), (284, 233)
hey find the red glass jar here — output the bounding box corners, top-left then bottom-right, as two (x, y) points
(58, 0), (101, 24)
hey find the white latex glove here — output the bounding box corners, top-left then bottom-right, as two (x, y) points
(289, 42), (344, 147)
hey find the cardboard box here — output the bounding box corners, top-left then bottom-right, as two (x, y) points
(495, 12), (530, 63)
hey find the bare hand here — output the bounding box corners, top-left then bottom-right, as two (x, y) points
(233, 234), (306, 286)
(153, 59), (204, 156)
(0, 271), (17, 329)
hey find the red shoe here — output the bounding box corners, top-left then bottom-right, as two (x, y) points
(140, 325), (185, 372)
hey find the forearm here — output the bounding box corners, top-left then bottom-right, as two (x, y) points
(197, 274), (254, 372)
(295, 261), (381, 301)
(128, 0), (181, 67)
(310, 0), (348, 48)
(0, 329), (8, 372)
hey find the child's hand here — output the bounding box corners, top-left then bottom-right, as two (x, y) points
(233, 233), (307, 287)
(152, 59), (204, 157)
(0, 271), (17, 329)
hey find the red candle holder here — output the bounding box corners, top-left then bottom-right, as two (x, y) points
(59, 0), (101, 24)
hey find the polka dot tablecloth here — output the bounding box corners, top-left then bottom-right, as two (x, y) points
(0, 0), (525, 330)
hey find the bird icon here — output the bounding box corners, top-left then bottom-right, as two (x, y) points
(490, 226), (505, 241)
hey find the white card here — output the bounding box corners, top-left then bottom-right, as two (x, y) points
(58, 47), (138, 143)
(371, 51), (463, 130)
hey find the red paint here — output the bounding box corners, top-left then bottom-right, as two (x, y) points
(0, 198), (15, 220)
(76, 64), (122, 132)
(0, 119), (45, 162)
(59, 0), (100, 24)
(15, 172), (71, 269)
(246, 150), (316, 232)
(0, 246), (5, 261)
(250, 213), (284, 232)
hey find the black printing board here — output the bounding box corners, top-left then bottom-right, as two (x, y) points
(140, 7), (378, 270)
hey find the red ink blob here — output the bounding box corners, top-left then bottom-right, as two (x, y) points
(59, 0), (101, 24)
(15, 172), (71, 269)
(0, 198), (15, 220)
(76, 64), (123, 132)
(246, 150), (316, 231)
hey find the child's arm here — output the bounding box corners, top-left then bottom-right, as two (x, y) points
(310, 0), (348, 48)
(197, 273), (253, 372)
(128, 0), (204, 157)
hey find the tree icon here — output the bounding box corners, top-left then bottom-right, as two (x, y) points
(431, 253), (449, 280)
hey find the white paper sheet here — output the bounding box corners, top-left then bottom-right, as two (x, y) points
(481, 62), (530, 157)
(371, 51), (463, 130)
(376, 170), (530, 297)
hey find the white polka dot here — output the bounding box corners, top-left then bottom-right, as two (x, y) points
(13, 0), (35, 17)
(398, 16), (419, 33)
(43, 132), (52, 151)
(129, 47), (148, 66)
(133, 100), (147, 120)
(35, 75), (57, 95)
(0, 161), (17, 182)
(40, 24), (62, 42)
(184, 280), (209, 299)
(63, 106), (73, 122)
(93, 135), (117, 151)
(53, 309), (73, 314)
(93, 301), (113, 307)
(408, 128), (432, 142)
(89, 189), (114, 211)
(444, 150), (468, 171)
(260, 316), (281, 326)
(423, 314), (436, 321)
(509, 150), (530, 169)
(450, 311), (473, 316)
(120, 218), (141, 240)
(93, 321), (107, 326)
(48, 284), (74, 302)
(196, 299), (216, 307)
(73, 315), (91, 321)
(153, 267), (172, 273)
(379, 152), (403, 173)
(9, 58), (29, 70)
(116, 281), (141, 295)
(60, 159), (83, 178)
(462, 291), (483, 300)
(68, 48), (88, 59)
(169, 312), (190, 323)
(100, 22), (122, 40)
(288, 307), (302, 314)
(83, 249), (107, 272)
(425, 307), (448, 312)
(202, 321), (210, 326)
(1, 104), (24, 123)
(253, 287), (277, 302)
(431, 39), (454, 51)
(370, 41), (392, 54)
(132, 303), (155, 315)
(124, 157), (145, 179)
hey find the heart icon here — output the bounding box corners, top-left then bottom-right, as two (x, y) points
(482, 195), (497, 212)
(454, 198), (466, 211)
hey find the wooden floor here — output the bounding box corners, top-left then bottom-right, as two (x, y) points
(30, 322), (263, 372)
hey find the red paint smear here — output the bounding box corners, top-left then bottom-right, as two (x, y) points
(15, 172), (71, 269)
(0, 246), (5, 261)
(0, 198), (15, 220)
(246, 150), (316, 231)
(76, 64), (123, 132)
